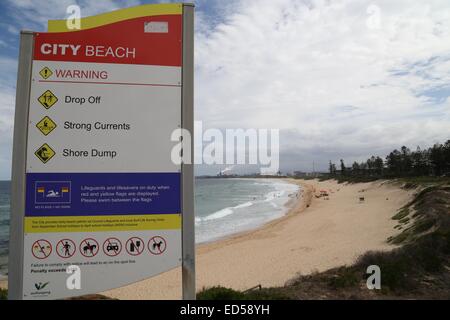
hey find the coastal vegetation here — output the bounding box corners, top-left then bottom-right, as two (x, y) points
(0, 288), (6, 300)
(326, 140), (450, 183)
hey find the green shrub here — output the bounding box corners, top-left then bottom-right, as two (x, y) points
(197, 286), (246, 300)
(244, 289), (291, 300)
(398, 217), (410, 224)
(0, 288), (7, 300)
(413, 218), (435, 234)
(327, 267), (359, 289)
(196, 286), (291, 300)
(388, 231), (410, 244)
(356, 251), (416, 292)
(392, 208), (409, 220)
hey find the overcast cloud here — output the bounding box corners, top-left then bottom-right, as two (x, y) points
(0, 0), (449, 178)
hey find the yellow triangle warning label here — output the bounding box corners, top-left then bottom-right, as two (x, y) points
(36, 116), (57, 136)
(35, 143), (56, 164)
(39, 67), (53, 79)
(38, 90), (58, 109)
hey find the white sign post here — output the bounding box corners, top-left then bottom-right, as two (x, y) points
(8, 3), (195, 300)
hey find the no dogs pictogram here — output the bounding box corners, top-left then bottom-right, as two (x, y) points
(148, 236), (166, 255)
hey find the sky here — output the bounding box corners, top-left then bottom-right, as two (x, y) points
(0, 0), (450, 178)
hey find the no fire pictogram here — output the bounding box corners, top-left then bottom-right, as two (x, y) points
(32, 239), (52, 259)
(38, 90), (58, 109)
(36, 116), (57, 136)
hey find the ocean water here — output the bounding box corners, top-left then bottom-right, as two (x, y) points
(195, 178), (300, 243)
(0, 181), (10, 279)
(0, 178), (299, 278)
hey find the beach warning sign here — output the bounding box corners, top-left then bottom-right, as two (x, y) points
(36, 116), (57, 136)
(9, 3), (195, 300)
(34, 143), (55, 164)
(37, 90), (58, 109)
(39, 67), (53, 79)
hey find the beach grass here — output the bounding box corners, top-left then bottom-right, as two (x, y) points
(392, 208), (410, 220)
(197, 286), (291, 300)
(0, 288), (6, 300)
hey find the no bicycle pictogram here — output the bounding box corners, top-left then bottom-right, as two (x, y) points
(148, 236), (167, 255)
(125, 237), (144, 256)
(56, 239), (76, 258)
(32, 239), (52, 259)
(103, 238), (122, 257)
(79, 238), (99, 257)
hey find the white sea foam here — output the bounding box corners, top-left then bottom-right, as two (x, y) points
(198, 201), (254, 222)
(195, 179), (300, 243)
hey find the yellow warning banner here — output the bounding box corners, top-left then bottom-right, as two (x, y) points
(25, 214), (181, 233)
(48, 3), (182, 32)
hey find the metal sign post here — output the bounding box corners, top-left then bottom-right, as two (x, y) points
(181, 4), (196, 300)
(8, 3), (195, 300)
(8, 30), (34, 300)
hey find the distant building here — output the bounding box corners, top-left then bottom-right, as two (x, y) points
(293, 171), (307, 178)
(293, 171), (325, 178)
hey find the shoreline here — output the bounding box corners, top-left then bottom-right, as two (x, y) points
(196, 179), (310, 252)
(196, 178), (305, 246)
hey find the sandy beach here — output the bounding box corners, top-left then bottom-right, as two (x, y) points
(102, 178), (413, 299)
(0, 178), (415, 298)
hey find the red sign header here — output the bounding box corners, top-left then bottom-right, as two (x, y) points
(34, 15), (182, 66)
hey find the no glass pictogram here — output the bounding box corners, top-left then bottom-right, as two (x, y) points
(126, 237), (144, 256)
